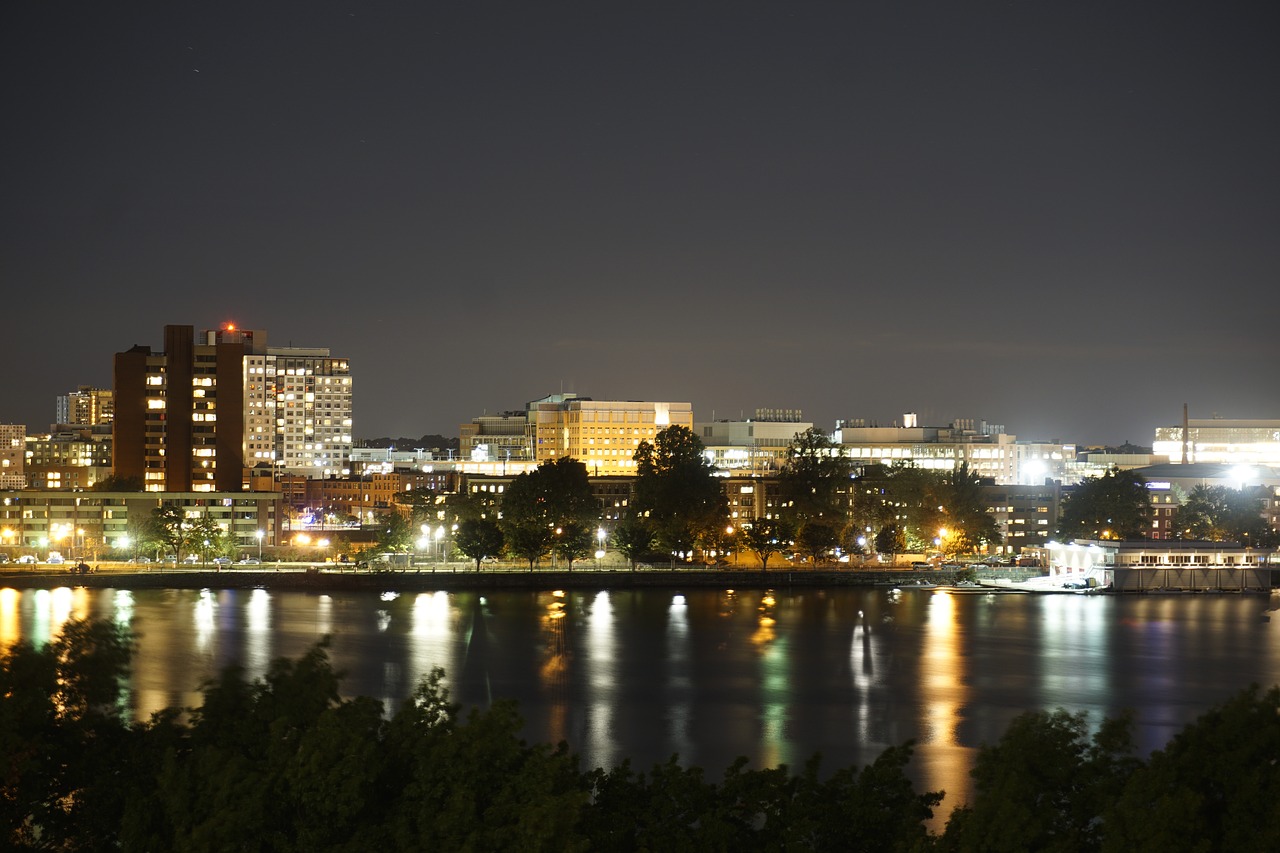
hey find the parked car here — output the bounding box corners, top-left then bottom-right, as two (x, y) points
(182, 554), (198, 564)
(0, 553), (9, 564)
(16, 555), (37, 564)
(237, 557), (261, 565)
(212, 556), (232, 566)
(47, 553), (66, 565)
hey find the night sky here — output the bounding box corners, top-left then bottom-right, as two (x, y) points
(4, 2), (1277, 446)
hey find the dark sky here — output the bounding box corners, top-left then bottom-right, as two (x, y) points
(4, 2), (1277, 446)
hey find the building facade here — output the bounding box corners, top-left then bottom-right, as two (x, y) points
(0, 424), (25, 490)
(215, 326), (354, 479)
(23, 426), (113, 490)
(56, 386), (114, 427)
(697, 410), (812, 475)
(0, 490), (282, 558)
(114, 325), (246, 492)
(1153, 418), (1280, 467)
(113, 324), (353, 490)
(833, 418), (1019, 483)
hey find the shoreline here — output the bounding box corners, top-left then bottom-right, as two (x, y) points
(0, 566), (972, 592)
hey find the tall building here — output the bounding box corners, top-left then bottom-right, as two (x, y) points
(0, 424), (25, 490)
(113, 324), (354, 491)
(113, 325), (246, 492)
(56, 386), (114, 426)
(219, 326), (353, 478)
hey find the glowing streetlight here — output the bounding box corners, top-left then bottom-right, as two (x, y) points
(255, 528), (264, 562)
(595, 526), (607, 567)
(435, 525), (445, 564)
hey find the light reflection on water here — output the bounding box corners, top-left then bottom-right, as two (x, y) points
(2, 585), (1279, 815)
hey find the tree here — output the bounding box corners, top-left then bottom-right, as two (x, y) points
(1174, 484), (1268, 543)
(1057, 469), (1150, 541)
(611, 516), (655, 571)
(632, 426), (727, 564)
(937, 462), (1002, 556)
(777, 427), (854, 523)
(941, 708), (1139, 853)
(552, 521), (594, 571)
(0, 619), (136, 847)
(92, 474), (145, 492)
(150, 505), (216, 563)
(874, 523), (906, 564)
(502, 457), (600, 532)
(187, 515), (227, 563)
(1103, 684), (1280, 853)
(455, 518), (505, 571)
(500, 457), (599, 571)
(795, 519), (841, 566)
(742, 518), (788, 572)
(394, 487), (440, 529)
(374, 510), (414, 554)
(505, 523), (553, 571)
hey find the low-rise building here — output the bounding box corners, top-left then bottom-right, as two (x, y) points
(0, 490), (282, 558)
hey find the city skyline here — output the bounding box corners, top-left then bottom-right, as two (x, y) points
(3, 3), (1277, 445)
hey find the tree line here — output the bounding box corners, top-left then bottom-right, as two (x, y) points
(373, 425), (1010, 569)
(2, 619), (1277, 850)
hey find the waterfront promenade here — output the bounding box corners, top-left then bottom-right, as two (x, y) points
(0, 561), (989, 592)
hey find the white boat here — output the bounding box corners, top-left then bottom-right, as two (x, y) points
(979, 568), (1112, 595)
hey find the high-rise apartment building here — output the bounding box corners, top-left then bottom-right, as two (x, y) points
(56, 386), (114, 426)
(114, 324), (354, 490)
(224, 327), (353, 478)
(114, 325), (246, 492)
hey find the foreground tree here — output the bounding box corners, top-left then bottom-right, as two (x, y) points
(1102, 684), (1280, 853)
(940, 708), (1139, 853)
(7, 620), (1280, 851)
(0, 620), (137, 847)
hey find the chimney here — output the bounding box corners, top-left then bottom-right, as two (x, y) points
(1181, 403), (1189, 464)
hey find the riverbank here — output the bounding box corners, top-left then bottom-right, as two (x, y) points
(0, 564), (996, 592)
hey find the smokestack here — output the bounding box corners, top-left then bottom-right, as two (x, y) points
(1181, 403), (1189, 464)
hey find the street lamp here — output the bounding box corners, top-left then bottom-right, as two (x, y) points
(255, 528), (264, 562)
(435, 525), (445, 564)
(595, 527), (606, 568)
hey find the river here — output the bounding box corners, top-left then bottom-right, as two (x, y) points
(3, 584), (1279, 816)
